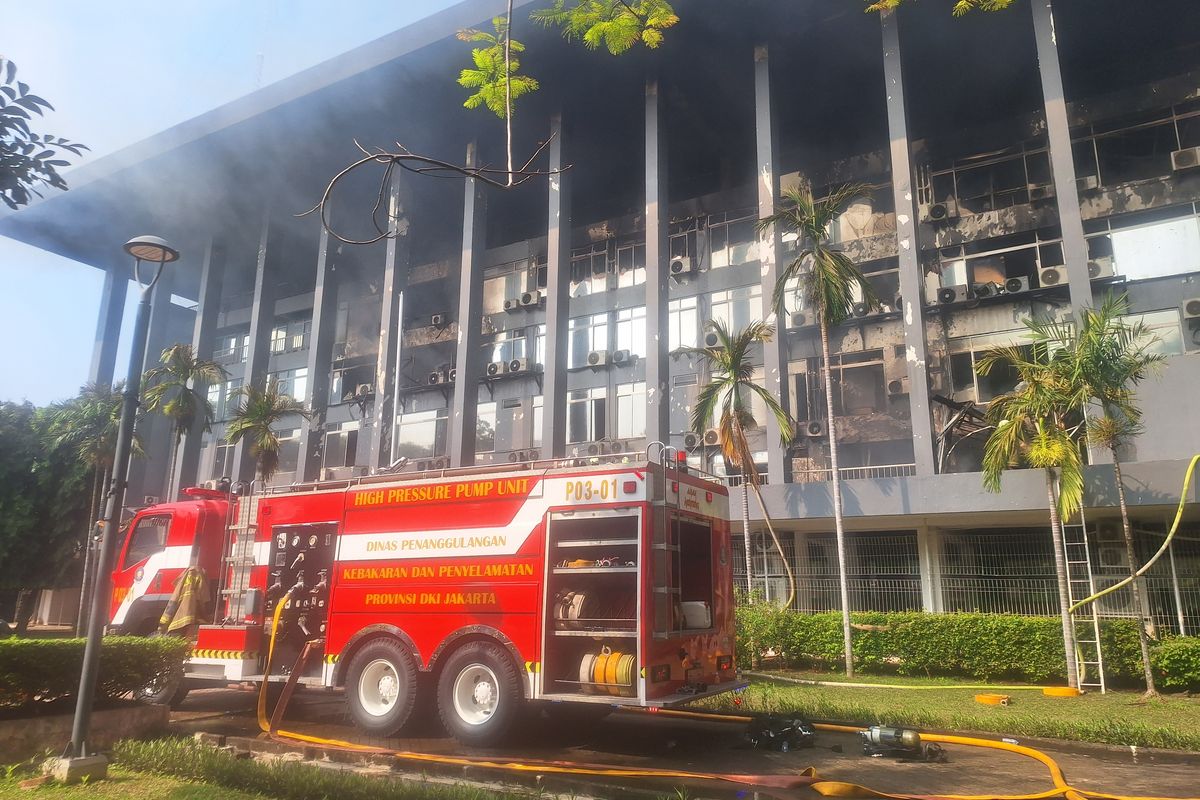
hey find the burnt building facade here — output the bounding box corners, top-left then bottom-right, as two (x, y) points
(4, 0), (1199, 633)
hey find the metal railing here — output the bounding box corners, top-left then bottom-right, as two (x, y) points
(790, 463), (917, 484)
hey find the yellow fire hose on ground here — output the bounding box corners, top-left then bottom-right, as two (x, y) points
(1069, 454), (1199, 614)
(254, 595), (1197, 800)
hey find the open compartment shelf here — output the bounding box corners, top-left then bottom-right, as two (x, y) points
(542, 510), (642, 701)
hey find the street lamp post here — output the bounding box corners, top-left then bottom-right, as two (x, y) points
(58, 236), (180, 778)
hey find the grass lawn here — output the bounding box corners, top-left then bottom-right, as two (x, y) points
(0, 767), (266, 800)
(700, 671), (1200, 751)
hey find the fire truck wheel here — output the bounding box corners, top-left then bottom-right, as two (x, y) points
(345, 638), (419, 736)
(437, 640), (523, 745)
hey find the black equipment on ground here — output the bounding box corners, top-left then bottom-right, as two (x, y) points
(744, 715), (817, 752)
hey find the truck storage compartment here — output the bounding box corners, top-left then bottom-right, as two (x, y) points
(541, 510), (641, 700)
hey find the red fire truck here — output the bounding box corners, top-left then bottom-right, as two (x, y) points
(108, 456), (740, 744)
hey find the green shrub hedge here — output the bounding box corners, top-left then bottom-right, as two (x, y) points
(1151, 637), (1200, 691)
(0, 635), (191, 708)
(736, 606), (1195, 688)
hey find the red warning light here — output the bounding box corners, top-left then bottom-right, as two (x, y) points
(623, 480), (637, 494)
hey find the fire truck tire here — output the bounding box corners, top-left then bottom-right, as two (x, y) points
(436, 640), (523, 746)
(133, 632), (190, 707)
(344, 638), (419, 736)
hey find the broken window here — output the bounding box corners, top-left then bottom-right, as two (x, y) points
(670, 374), (699, 436)
(1093, 112), (1178, 185)
(330, 363), (374, 405)
(570, 243), (609, 297)
(947, 332), (1031, 404)
(705, 213), (758, 270)
(829, 351), (885, 417)
(938, 232), (1041, 291)
(860, 258), (901, 311)
(491, 397), (531, 453)
(615, 240), (646, 288)
(567, 387), (606, 444)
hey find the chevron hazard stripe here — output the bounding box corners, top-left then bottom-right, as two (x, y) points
(193, 649), (258, 660)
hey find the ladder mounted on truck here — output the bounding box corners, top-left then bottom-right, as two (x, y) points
(216, 493), (261, 624)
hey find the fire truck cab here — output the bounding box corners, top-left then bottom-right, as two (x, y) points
(110, 456), (741, 744)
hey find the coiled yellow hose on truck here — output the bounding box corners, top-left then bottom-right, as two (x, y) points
(257, 590), (1198, 800)
(1070, 454), (1199, 613)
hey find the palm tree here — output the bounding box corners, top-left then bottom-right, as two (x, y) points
(226, 380), (311, 484)
(687, 319), (796, 607)
(143, 343), (228, 498)
(1032, 294), (1164, 694)
(976, 337), (1084, 689)
(44, 382), (143, 635)
(758, 183), (878, 676)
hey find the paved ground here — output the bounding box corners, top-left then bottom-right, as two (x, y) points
(171, 687), (1200, 799)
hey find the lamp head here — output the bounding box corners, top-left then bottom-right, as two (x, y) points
(123, 235), (179, 263)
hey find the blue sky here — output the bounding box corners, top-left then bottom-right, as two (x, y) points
(0, 0), (457, 405)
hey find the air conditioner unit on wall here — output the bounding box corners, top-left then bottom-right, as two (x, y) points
(431, 312), (449, 328)
(788, 312), (811, 329)
(682, 432), (700, 449)
(1088, 257), (1115, 280)
(612, 349), (632, 365)
(586, 350), (610, 367)
(486, 361), (508, 377)
(704, 331), (720, 347)
(1038, 265), (1066, 288)
(1077, 175), (1101, 193)
(1171, 146), (1200, 172)
(355, 383), (374, 397)
(938, 285), (972, 305)
(887, 377), (909, 396)
(1028, 183), (1055, 203)
(852, 301), (873, 317)
(519, 290), (542, 307)
(428, 368), (447, 385)
(447, 368), (457, 383)
(703, 428), (721, 447)
(669, 256), (695, 276)
(1182, 297), (1200, 321)
(921, 198), (959, 224)
(507, 358), (531, 375)
(972, 282), (1000, 299)
(802, 420), (827, 438)
(503, 298), (519, 312)
(1004, 276), (1030, 295)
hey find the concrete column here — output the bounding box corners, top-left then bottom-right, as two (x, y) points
(127, 265), (181, 502)
(1030, 0), (1090, 317)
(644, 80), (670, 448)
(297, 223), (338, 482)
(880, 10), (938, 477)
(88, 264), (127, 388)
(368, 171), (410, 472)
(172, 239), (225, 497)
(449, 142), (487, 467)
(233, 210), (280, 485)
(753, 44), (791, 486)
(541, 114), (572, 459)
(916, 525), (944, 613)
